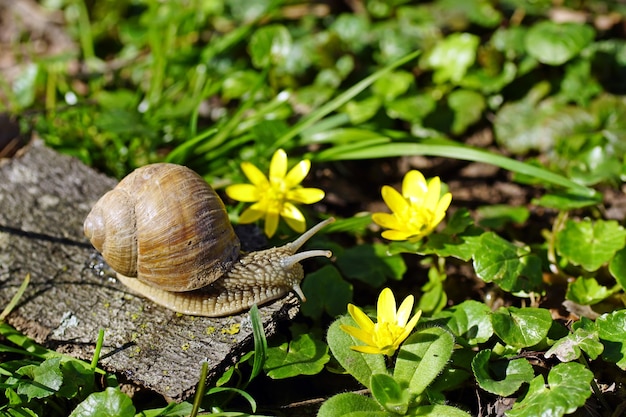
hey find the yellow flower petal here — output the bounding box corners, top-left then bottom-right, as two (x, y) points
(264, 211), (280, 238)
(241, 162), (269, 187)
(239, 203), (266, 223)
(351, 345), (387, 355)
(225, 184), (261, 202)
(340, 325), (376, 346)
(372, 213), (403, 231)
(381, 229), (414, 241)
(403, 170), (427, 199)
(285, 159), (311, 188)
(377, 288), (396, 324)
(381, 186), (409, 216)
(341, 288), (422, 357)
(348, 304), (374, 332)
(286, 187), (325, 204)
(269, 149), (288, 182)
(423, 177), (441, 210)
(281, 202), (306, 233)
(396, 295), (415, 327)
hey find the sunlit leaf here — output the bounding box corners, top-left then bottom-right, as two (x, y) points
(69, 387), (135, 417)
(472, 349), (534, 396)
(597, 310), (626, 369)
(507, 363), (593, 417)
(264, 333), (329, 379)
(545, 327), (603, 362)
(565, 277), (619, 305)
(491, 307), (552, 348)
(524, 21), (595, 66)
(556, 219), (626, 271)
(473, 232), (542, 293)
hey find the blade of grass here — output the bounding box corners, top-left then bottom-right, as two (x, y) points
(190, 361), (209, 417)
(90, 329), (105, 371)
(316, 139), (596, 197)
(0, 273), (30, 321)
(247, 304), (267, 385)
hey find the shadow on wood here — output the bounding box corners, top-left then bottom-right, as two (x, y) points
(0, 140), (300, 400)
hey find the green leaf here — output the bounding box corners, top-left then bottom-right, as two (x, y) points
(506, 362), (593, 417)
(596, 310), (626, 369)
(301, 265), (353, 319)
(433, 300), (493, 345)
(472, 232), (542, 293)
(59, 359), (96, 400)
(370, 373), (409, 415)
(417, 268), (447, 315)
(565, 276), (618, 305)
(317, 392), (384, 417)
(410, 404), (471, 416)
(609, 247), (626, 290)
(545, 327), (604, 362)
(327, 316), (387, 388)
(447, 89), (486, 135)
(345, 96), (382, 124)
(69, 387), (136, 417)
(491, 307), (552, 348)
(556, 219), (626, 271)
(524, 21), (595, 66)
(12, 62), (39, 109)
(393, 326), (455, 396)
(248, 24), (292, 68)
(423, 33), (480, 84)
(532, 190), (602, 210)
(16, 357), (63, 400)
(264, 332), (329, 379)
(472, 349), (534, 396)
(372, 70), (414, 103)
(476, 205), (529, 229)
(336, 244), (407, 287)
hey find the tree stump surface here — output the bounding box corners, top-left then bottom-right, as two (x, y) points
(0, 139), (300, 400)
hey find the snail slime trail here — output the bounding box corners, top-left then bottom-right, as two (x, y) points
(84, 163), (333, 317)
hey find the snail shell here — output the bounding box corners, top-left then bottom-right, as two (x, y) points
(84, 163), (332, 317)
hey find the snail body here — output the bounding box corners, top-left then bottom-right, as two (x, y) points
(84, 163), (332, 317)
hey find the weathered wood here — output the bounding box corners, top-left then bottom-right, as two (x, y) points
(0, 139), (300, 400)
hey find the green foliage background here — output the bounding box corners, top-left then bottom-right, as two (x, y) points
(2, 0), (626, 416)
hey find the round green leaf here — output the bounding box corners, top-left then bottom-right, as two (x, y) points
(264, 333), (329, 379)
(317, 392), (384, 417)
(507, 362), (593, 417)
(597, 310), (626, 369)
(556, 219), (626, 271)
(473, 232), (542, 293)
(69, 387), (135, 417)
(248, 24), (292, 68)
(433, 300), (493, 345)
(423, 32), (480, 83)
(472, 349), (534, 396)
(491, 307), (552, 348)
(609, 247), (626, 289)
(525, 21), (595, 66)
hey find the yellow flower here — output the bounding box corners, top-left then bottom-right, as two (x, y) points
(372, 170), (451, 242)
(340, 288), (422, 357)
(225, 149), (325, 238)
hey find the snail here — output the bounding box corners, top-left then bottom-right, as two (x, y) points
(83, 163), (333, 317)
